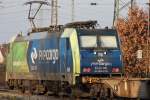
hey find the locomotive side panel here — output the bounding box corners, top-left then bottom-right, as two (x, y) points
(27, 35), (60, 80)
(6, 41), (30, 80)
(27, 37), (59, 73)
(6, 34), (61, 81)
(6, 32), (75, 94)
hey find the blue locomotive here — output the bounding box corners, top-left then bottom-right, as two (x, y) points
(6, 21), (123, 97)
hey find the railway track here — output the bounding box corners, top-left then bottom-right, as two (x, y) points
(0, 88), (93, 100)
(0, 88), (146, 100)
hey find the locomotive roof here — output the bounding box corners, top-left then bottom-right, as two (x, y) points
(14, 31), (61, 42)
(76, 28), (117, 35)
(13, 28), (117, 42)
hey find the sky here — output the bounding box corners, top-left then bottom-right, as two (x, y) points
(0, 0), (147, 43)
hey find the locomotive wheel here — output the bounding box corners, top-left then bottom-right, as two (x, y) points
(20, 86), (25, 93)
(90, 84), (100, 98)
(38, 85), (48, 95)
(98, 84), (107, 99)
(7, 80), (14, 90)
(29, 86), (36, 94)
(60, 82), (76, 98)
(90, 84), (114, 100)
(49, 82), (59, 96)
(98, 86), (114, 100)
(27, 81), (38, 95)
(62, 82), (72, 95)
(9, 85), (14, 90)
(18, 80), (26, 93)
(32, 82), (48, 95)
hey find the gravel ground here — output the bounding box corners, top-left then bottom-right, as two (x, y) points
(0, 93), (71, 100)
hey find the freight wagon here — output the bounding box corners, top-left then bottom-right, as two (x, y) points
(5, 21), (150, 99)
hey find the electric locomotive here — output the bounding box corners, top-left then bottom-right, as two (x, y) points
(6, 21), (123, 96)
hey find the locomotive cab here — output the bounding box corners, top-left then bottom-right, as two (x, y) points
(78, 29), (123, 76)
(61, 28), (123, 85)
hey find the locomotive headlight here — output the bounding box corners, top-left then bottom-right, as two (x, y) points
(104, 51), (107, 55)
(93, 51), (97, 55)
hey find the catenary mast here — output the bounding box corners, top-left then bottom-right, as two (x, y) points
(113, 0), (135, 26)
(51, 0), (58, 25)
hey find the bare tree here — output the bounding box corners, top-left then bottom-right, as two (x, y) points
(116, 5), (150, 77)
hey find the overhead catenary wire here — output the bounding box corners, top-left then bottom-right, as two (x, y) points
(0, 0), (145, 44)
(0, 3), (112, 26)
(0, 0), (112, 22)
(0, 1), (140, 28)
(0, 8), (51, 15)
(0, 1), (111, 16)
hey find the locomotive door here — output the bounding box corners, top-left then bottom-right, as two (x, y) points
(60, 28), (80, 84)
(59, 38), (73, 78)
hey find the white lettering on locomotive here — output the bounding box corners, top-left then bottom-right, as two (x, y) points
(31, 48), (59, 64)
(38, 49), (58, 61)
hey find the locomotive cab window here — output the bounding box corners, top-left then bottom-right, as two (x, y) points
(99, 36), (117, 48)
(80, 36), (97, 48)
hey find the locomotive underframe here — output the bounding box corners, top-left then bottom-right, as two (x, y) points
(6, 72), (76, 84)
(6, 72), (150, 99)
(80, 76), (150, 99)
